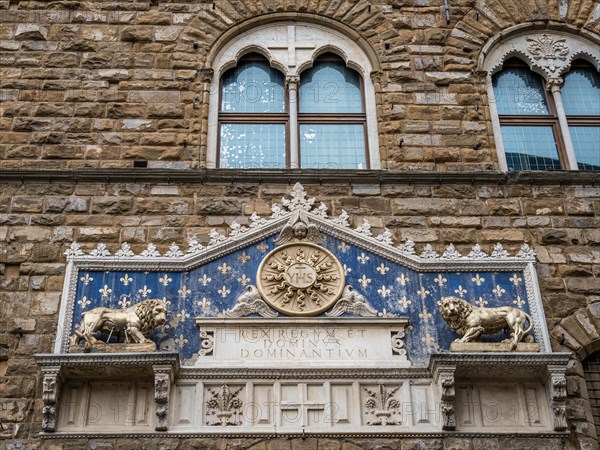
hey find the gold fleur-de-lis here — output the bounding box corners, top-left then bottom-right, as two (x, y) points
(256, 242), (269, 253)
(416, 287), (430, 300)
(376, 264), (389, 275)
(454, 285), (467, 297)
(422, 334), (435, 347)
(343, 264), (352, 275)
(198, 297), (211, 309)
(475, 297), (488, 307)
(118, 297), (131, 309)
(396, 274), (409, 286)
(358, 275), (371, 288)
(510, 274), (522, 287)
(120, 274), (133, 286)
(399, 296), (411, 309)
(178, 287), (191, 298)
(77, 296), (91, 309)
(493, 285), (506, 297)
(338, 242), (350, 253)
(80, 274), (94, 285)
(138, 285), (152, 298)
(199, 274), (212, 286)
(378, 285), (391, 298)
(238, 274), (251, 285)
(99, 285), (112, 298)
(513, 296), (525, 308)
(238, 252), (251, 264)
(159, 274), (172, 286)
(176, 309), (190, 323)
(419, 308), (432, 322)
(357, 253), (370, 264)
(174, 334), (188, 348)
(472, 274), (485, 286)
(434, 274), (447, 287)
(218, 285), (230, 298)
(218, 263), (231, 274)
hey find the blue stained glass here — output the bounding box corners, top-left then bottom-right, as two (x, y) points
(570, 126), (600, 170)
(300, 61), (363, 113)
(493, 67), (550, 115)
(501, 125), (562, 171)
(562, 67), (600, 116)
(221, 61), (285, 113)
(300, 124), (366, 169)
(220, 123), (286, 168)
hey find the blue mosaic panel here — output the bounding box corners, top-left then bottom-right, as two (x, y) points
(72, 236), (533, 366)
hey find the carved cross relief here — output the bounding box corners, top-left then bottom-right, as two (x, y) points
(267, 25), (316, 68)
(281, 383), (326, 427)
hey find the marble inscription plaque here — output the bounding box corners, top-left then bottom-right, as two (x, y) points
(195, 318), (409, 368)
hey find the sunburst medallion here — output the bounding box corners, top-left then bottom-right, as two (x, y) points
(256, 242), (345, 316)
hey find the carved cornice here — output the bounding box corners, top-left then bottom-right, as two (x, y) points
(177, 367), (431, 380)
(429, 352), (571, 378)
(39, 431), (569, 439)
(1, 168), (598, 186)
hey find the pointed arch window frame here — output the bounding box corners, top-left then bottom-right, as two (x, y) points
(480, 29), (600, 171)
(204, 21), (381, 170)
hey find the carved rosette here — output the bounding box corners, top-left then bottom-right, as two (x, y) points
(153, 365), (173, 431)
(257, 242), (345, 316)
(41, 366), (62, 432)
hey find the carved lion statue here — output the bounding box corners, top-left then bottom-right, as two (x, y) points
(70, 299), (167, 350)
(439, 296), (534, 349)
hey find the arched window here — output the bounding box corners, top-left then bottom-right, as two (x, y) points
(218, 55), (287, 169)
(561, 61), (600, 170)
(482, 30), (600, 171)
(299, 54), (367, 169)
(492, 59), (563, 171)
(206, 21), (381, 169)
(583, 351), (600, 439)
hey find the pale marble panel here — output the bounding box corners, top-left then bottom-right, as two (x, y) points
(172, 384), (197, 429)
(330, 384), (353, 426)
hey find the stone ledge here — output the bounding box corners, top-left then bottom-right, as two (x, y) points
(449, 341), (541, 352)
(1, 168), (599, 186)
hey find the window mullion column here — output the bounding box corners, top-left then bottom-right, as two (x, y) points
(287, 76), (300, 169)
(548, 78), (578, 170)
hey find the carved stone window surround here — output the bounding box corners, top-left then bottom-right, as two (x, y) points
(204, 21), (381, 169)
(480, 28), (600, 172)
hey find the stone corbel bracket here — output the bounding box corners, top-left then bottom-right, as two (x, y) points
(432, 363), (456, 431)
(35, 353), (180, 433)
(154, 364), (174, 431)
(429, 352), (571, 432)
(40, 365), (63, 433)
(546, 364), (568, 431)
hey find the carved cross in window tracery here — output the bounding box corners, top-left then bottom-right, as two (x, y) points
(267, 25), (316, 67)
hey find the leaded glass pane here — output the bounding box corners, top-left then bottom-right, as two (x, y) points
(300, 61), (362, 113)
(493, 68), (550, 115)
(221, 61), (285, 113)
(300, 124), (366, 169)
(220, 123), (286, 168)
(501, 125), (561, 170)
(562, 67), (600, 116)
(570, 126), (600, 170)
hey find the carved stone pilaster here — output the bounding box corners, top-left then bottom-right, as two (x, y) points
(153, 365), (174, 432)
(433, 364), (456, 431)
(41, 366), (62, 432)
(547, 365), (568, 431)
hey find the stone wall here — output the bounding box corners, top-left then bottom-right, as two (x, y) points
(0, 0), (599, 449)
(1, 176), (599, 448)
(0, 0), (598, 171)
